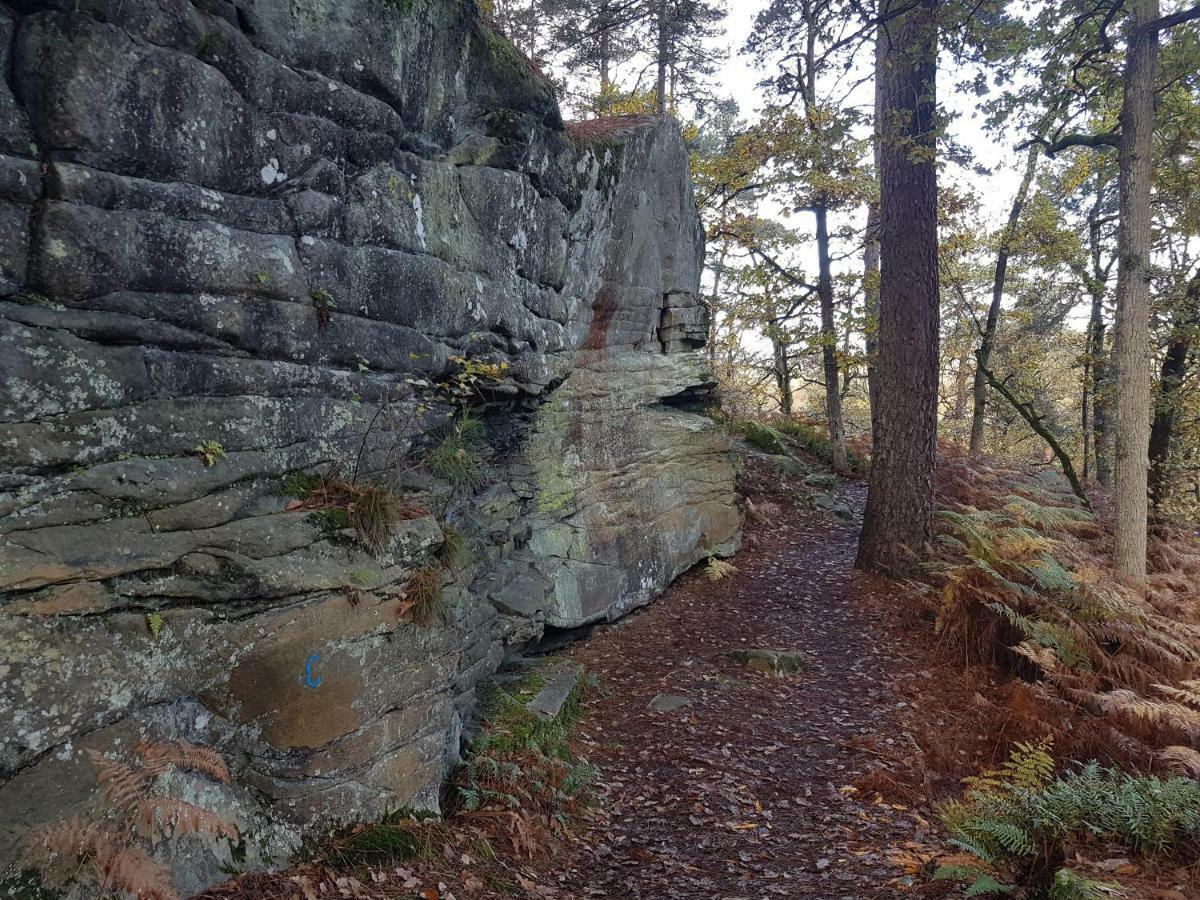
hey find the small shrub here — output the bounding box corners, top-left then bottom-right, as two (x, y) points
(775, 418), (867, 472)
(399, 565), (447, 626)
(348, 483), (402, 551)
(425, 412), (489, 490)
(285, 471), (419, 552)
(737, 421), (786, 455)
(194, 440), (226, 467)
(437, 523), (469, 568)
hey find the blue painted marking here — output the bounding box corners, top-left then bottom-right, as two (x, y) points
(304, 653), (322, 689)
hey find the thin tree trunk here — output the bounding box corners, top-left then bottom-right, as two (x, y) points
(1086, 191), (1114, 486)
(968, 145), (1040, 455)
(770, 329), (793, 415)
(1149, 270), (1200, 507)
(816, 204), (848, 471)
(598, 15), (612, 114)
(1082, 347), (1092, 480)
(978, 357), (1091, 508)
(1112, 0), (1158, 580)
(706, 244), (728, 368)
(856, 0), (939, 576)
(655, 0), (668, 116)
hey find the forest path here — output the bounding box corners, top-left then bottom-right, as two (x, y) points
(555, 482), (940, 899)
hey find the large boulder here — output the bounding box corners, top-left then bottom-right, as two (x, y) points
(0, 0), (739, 892)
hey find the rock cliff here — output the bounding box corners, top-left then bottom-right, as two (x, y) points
(0, 0), (739, 891)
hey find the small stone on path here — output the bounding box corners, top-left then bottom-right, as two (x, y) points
(648, 693), (691, 712)
(526, 666), (580, 721)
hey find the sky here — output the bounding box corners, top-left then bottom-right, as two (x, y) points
(714, 1), (1029, 224)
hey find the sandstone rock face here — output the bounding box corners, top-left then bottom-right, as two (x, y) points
(0, 0), (738, 891)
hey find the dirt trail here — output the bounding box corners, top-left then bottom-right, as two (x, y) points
(554, 483), (940, 899)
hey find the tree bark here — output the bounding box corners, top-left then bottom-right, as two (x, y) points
(1086, 190), (1114, 486)
(1149, 270), (1200, 507)
(1112, 0), (1158, 580)
(863, 16), (884, 424)
(968, 145), (1039, 455)
(816, 204), (848, 472)
(856, 0), (939, 576)
(769, 329), (793, 415)
(864, 201), (881, 419)
(655, 0), (668, 116)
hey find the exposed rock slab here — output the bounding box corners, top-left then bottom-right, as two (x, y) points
(0, 1), (739, 892)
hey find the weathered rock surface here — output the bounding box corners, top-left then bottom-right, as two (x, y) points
(0, 0), (738, 891)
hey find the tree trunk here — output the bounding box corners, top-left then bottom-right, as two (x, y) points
(1112, 0), (1158, 580)
(598, 14), (612, 114)
(770, 329), (793, 415)
(864, 201), (881, 420)
(1082, 347), (1092, 480)
(1086, 192), (1114, 486)
(864, 18), (884, 423)
(1149, 270), (1200, 507)
(856, 0), (939, 576)
(655, 0), (668, 116)
(969, 145), (1039, 455)
(1089, 298), (1114, 484)
(706, 244), (728, 368)
(816, 204), (848, 471)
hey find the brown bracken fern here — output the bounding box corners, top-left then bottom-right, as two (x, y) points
(929, 455), (1200, 766)
(26, 739), (237, 900)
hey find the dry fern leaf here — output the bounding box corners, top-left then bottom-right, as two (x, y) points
(1011, 640), (1060, 674)
(1097, 689), (1200, 739)
(1151, 681), (1200, 710)
(86, 750), (151, 809)
(136, 739), (232, 784)
(1158, 745), (1200, 777)
(92, 842), (179, 900)
(26, 813), (103, 863)
(136, 796), (238, 840)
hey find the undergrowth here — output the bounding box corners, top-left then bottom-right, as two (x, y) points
(928, 455), (1200, 766)
(936, 739), (1200, 897)
(451, 670), (598, 858)
(731, 417), (867, 473)
(282, 667), (599, 896)
(282, 470), (424, 551)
